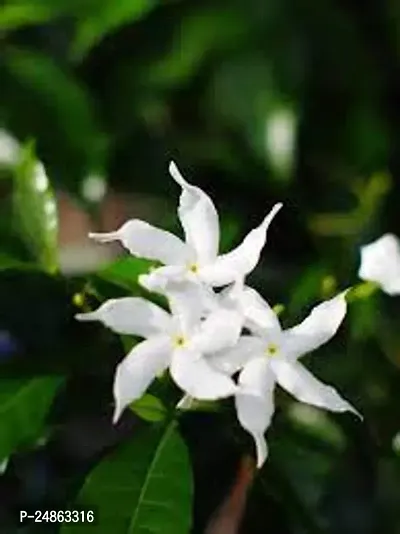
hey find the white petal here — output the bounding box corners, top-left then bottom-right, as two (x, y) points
(359, 234), (400, 295)
(75, 297), (172, 337)
(191, 308), (243, 354)
(89, 219), (191, 265)
(200, 203), (283, 286)
(113, 336), (171, 422)
(253, 433), (268, 469)
(235, 357), (276, 468)
(138, 265), (187, 292)
(271, 358), (360, 417)
(166, 280), (214, 334)
(282, 292), (347, 360)
(170, 348), (237, 400)
(170, 161), (219, 263)
(224, 284), (281, 336)
(139, 271), (218, 333)
(208, 335), (264, 375)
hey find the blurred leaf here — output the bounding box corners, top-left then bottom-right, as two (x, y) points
(13, 143), (58, 273)
(0, 2), (58, 31)
(0, 0), (94, 31)
(0, 252), (38, 271)
(0, 376), (62, 460)
(211, 55), (281, 169)
(308, 212), (360, 237)
(4, 48), (106, 188)
(62, 422), (193, 533)
(96, 256), (154, 293)
(130, 394), (167, 422)
(287, 264), (328, 317)
(71, 0), (157, 60)
(145, 6), (250, 88)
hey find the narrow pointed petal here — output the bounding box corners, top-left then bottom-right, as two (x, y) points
(282, 292), (347, 360)
(254, 433), (268, 469)
(359, 234), (400, 295)
(200, 203), (283, 287)
(223, 284), (281, 336)
(170, 348), (237, 400)
(170, 161), (220, 263)
(113, 336), (171, 423)
(235, 357), (275, 468)
(271, 358), (360, 417)
(75, 297), (172, 337)
(192, 308), (243, 354)
(89, 219), (190, 265)
(209, 335), (264, 375)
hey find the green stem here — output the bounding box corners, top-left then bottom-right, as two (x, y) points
(346, 281), (379, 302)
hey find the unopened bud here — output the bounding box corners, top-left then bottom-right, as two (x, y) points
(72, 292), (85, 308)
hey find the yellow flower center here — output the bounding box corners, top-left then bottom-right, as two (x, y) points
(173, 335), (187, 348)
(266, 343), (279, 357)
(187, 263), (199, 274)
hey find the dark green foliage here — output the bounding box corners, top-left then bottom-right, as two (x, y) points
(1, 0), (400, 532)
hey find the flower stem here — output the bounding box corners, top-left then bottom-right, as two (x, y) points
(346, 281), (379, 302)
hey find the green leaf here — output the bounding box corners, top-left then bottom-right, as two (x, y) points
(96, 256), (154, 293)
(62, 422), (193, 533)
(4, 48), (106, 189)
(130, 394), (167, 423)
(0, 252), (39, 272)
(0, 2), (58, 31)
(0, 376), (62, 460)
(210, 54), (295, 178)
(71, 0), (157, 60)
(0, 0), (109, 32)
(287, 264), (328, 317)
(145, 6), (249, 88)
(13, 143), (59, 273)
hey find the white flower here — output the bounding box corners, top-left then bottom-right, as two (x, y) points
(76, 284), (242, 423)
(209, 288), (359, 468)
(88, 161), (282, 290)
(359, 234), (400, 295)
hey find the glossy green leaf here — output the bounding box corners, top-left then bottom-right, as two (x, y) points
(96, 256), (154, 293)
(130, 394), (167, 422)
(0, 376), (62, 460)
(71, 0), (157, 59)
(13, 143), (59, 273)
(62, 422), (193, 533)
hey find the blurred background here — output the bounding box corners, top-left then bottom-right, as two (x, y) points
(1, 0), (400, 532)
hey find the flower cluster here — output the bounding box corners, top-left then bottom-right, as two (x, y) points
(77, 162), (361, 467)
